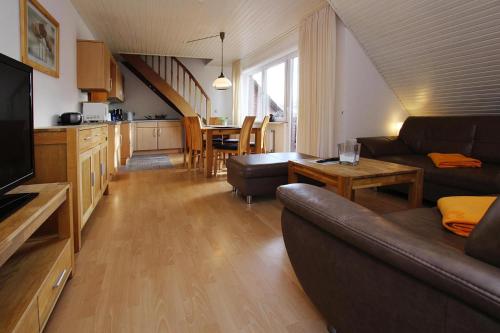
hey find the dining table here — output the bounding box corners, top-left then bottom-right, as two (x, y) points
(202, 125), (262, 177)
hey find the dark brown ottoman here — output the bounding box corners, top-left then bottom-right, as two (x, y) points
(227, 152), (315, 204)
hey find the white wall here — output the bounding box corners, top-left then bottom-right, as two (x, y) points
(177, 58), (233, 119)
(240, 30), (299, 72)
(0, 0), (95, 127)
(110, 63), (181, 120)
(334, 20), (408, 141)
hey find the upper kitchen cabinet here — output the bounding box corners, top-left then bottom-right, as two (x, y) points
(77, 40), (111, 92)
(108, 58), (124, 102)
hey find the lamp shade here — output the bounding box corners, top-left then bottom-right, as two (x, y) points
(213, 74), (232, 90)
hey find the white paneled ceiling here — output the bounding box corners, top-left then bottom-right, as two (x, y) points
(71, 0), (325, 64)
(329, 0), (500, 115)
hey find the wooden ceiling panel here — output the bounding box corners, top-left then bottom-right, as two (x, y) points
(329, 0), (500, 115)
(71, 0), (325, 64)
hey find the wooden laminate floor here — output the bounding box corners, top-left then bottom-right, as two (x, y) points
(45, 154), (411, 333)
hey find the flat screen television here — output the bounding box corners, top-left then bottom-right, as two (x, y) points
(0, 53), (37, 221)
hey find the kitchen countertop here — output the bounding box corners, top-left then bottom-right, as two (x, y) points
(35, 119), (182, 130)
(35, 123), (109, 130)
(132, 119), (182, 122)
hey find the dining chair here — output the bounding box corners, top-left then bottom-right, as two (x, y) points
(187, 116), (204, 170)
(182, 117), (192, 167)
(212, 116), (256, 175)
(217, 115), (270, 153)
(252, 115), (270, 153)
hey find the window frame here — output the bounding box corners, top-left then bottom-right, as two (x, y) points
(242, 51), (298, 123)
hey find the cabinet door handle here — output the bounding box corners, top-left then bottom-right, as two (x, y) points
(158, 128), (162, 136)
(53, 269), (67, 289)
(91, 172), (95, 186)
(153, 128), (156, 137)
(83, 136), (92, 141)
(100, 162), (104, 174)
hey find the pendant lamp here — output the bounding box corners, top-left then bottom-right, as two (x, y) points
(212, 32), (232, 90)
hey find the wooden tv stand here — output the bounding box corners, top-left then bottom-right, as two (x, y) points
(0, 183), (74, 333)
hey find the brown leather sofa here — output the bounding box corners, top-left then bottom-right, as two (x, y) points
(357, 116), (500, 201)
(278, 183), (500, 333)
(227, 152), (314, 203)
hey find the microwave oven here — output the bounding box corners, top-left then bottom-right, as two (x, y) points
(82, 102), (110, 122)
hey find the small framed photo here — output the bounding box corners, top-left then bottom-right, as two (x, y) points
(19, 0), (60, 78)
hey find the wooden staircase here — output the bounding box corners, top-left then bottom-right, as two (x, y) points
(121, 54), (211, 120)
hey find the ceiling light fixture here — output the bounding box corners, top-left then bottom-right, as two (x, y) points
(212, 32), (232, 90)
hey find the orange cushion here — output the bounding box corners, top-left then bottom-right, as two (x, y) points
(437, 196), (497, 237)
(428, 153), (481, 168)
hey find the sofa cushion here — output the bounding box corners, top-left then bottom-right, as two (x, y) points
(384, 208), (466, 252)
(227, 152), (314, 178)
(399, 116), (477, 155)
(472, 117), (500, 164)
(380, 155), (500, 194)
(466, 198), (500, 268)
(357, 136), (411, 158)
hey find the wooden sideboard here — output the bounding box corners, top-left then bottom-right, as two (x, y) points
(30, 124), (109, 251)
(0, 183), (74, 333)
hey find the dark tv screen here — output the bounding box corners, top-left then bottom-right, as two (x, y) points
(0, 53), (34, 195)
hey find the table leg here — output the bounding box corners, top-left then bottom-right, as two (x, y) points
(205, 131), (214, 177)
(337, 177), (354, 201)
(408, 169), (424, 208)
(288, 164), (299, 184)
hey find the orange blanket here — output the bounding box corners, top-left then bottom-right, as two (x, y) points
(428, 153), (482, 168)
(437, 196), (497, 237)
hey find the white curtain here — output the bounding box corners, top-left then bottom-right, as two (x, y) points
(232, 60), (242, 125)
(296, 5), (336, 158)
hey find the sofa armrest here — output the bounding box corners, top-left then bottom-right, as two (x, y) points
(357, 136), (411, 158)
(277, 183), (500, 321)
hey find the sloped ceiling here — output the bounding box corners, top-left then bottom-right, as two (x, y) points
(71, 0), (325, 64)
(329, 0), (500, 115)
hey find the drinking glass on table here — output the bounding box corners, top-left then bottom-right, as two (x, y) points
(338, 141), (361, 166)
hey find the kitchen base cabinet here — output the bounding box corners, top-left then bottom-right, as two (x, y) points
(108, 124), (121, 178)
(120, 122), (134, 165)
(31, 124), (109, 252)
(135, 121), (182, 152)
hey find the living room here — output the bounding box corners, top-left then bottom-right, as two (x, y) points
(0, 0), (499, 332)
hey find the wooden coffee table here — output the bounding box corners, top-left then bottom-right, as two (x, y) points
(288, 158), (424, 208)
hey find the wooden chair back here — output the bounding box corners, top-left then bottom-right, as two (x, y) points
(209, 117), (223, 125)
(183, 117), (192, 151)
(257, 115), (270, 152)
(188, 116), (204, 152)
(238, 116), (256, 155)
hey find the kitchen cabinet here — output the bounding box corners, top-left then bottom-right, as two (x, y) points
(90, 59), (125, 102)
(158, 122), (183, 149)
(80, 149), (94, 223)
(77, 40), (111, 92)
(135, 121), (182, 152)
(31, 124), (110, 251)
(109, 59), (124, 102)
(120, 122), (135, 165)
(108, 124), (121, 177)
(136, 127), (158, 151)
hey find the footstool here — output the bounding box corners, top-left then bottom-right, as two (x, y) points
(227, 152), (315, 204)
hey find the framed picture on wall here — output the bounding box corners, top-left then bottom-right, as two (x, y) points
(19, 0), (60, 78)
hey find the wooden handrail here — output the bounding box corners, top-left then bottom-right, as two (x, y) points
(132, 54), (211, 121)
(172, 57), (210, 101)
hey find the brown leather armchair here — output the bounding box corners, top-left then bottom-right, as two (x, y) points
(278, 183), (500, 333)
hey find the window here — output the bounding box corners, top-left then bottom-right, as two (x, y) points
(242, 53), (299, 151)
